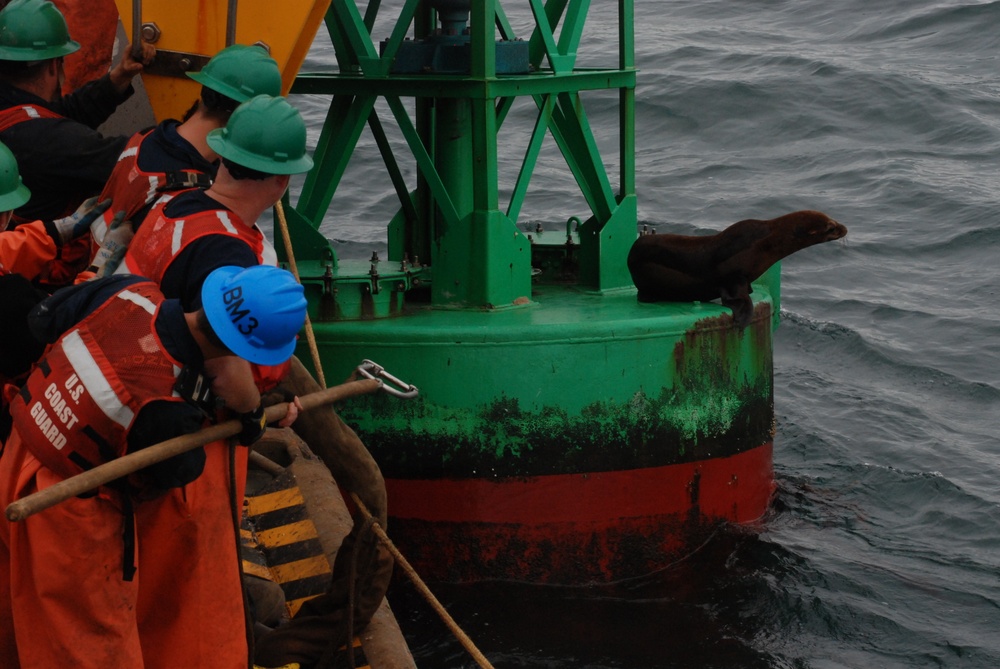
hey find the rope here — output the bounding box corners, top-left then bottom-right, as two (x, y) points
(348, 492), (495, 669)
(274, 200), (327, 389)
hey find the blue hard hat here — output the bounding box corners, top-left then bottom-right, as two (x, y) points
(201, 265), (306, 365)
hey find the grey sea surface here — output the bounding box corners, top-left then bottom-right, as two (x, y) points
(288, 1), (1000, 666)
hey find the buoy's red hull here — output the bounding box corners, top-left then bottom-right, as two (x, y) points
(384, 442), (774, 583)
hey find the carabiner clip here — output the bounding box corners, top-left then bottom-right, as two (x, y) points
(356, 360), (419, 399)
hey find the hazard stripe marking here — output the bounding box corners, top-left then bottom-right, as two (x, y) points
(269, 554), (330, 583)
(242, 477), (333, 619)
(255, 520), (319, 548)
(242, 561), (272, 580)
(246, 487), (306, 517)
(242, 469), (370, 669)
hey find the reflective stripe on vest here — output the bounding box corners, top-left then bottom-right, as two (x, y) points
(117, 288), (158, 314)
(0, 105), (62, 132)
(119, 198), (277, 283)
(61, 329), (135, 429)
(92, 130), (157, 247)
(9, 281), (183, 478)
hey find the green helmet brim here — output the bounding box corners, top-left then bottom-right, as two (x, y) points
(187, 70), (253, 104)
(207, 131), (314, 175)
(0, 37), (79, 61)
(184, 44), (282, 103)
(0, 181), (30, 212)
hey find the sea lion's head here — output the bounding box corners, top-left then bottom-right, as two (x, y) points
(787, 210), (847, 245)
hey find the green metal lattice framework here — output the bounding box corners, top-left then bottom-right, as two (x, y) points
(285, 0), (638, 309)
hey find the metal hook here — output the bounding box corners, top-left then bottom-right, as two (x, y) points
(356, 360), (419, 399)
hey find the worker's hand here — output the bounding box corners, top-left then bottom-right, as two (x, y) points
(277, 395), (303, 428)
(238, 404), (267, 446)
(109, 40), (156, 91)
(261, 387), (302, 427)
(46, 197), (111, 245)
(87, 211), (134, 277)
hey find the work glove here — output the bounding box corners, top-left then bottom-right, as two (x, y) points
(45, 197), (112, 245)
(238, 403), (268, 446)
(87, 211), (134, 277)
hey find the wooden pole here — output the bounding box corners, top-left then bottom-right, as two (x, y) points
(274, 199), (327, 389)
(350, 493), (496, 669)
(4, 377), (381, 522)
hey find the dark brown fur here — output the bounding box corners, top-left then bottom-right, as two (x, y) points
(627, 210), (847, 327)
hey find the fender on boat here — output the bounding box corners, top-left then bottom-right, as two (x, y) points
(245, 428), (416, 668)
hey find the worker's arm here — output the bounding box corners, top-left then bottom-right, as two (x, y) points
(127, 399), (208, 490)
(0, 221), (56, 279)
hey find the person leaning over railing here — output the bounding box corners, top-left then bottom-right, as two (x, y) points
(0, 264), (306, 669)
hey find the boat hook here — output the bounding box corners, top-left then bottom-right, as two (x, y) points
(4, 361), (416, 522)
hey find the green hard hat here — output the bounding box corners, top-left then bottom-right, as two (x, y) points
(206, 95), (313, 175)
(186, 44), (283, 103)
(0, 0), (80, 62)
(0, 141), (31, 212)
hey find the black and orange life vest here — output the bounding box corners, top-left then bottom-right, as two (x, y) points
(119, 194), (276, 284)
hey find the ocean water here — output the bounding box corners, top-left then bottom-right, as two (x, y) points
(290, 1), (1000, 667)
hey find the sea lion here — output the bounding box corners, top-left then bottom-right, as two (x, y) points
(627, 210), (847, 328)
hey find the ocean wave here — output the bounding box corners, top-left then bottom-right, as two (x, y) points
(845, 1), (1000, 49)
(778, 309), (1000, 397)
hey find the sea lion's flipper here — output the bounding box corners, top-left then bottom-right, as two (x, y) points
(720, 282), (753, 329)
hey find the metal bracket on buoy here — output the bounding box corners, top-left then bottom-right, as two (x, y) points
(356, 360), (419, 399)
(142, 50), (212, 78)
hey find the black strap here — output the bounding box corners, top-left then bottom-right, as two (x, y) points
(121, 493), (137, 582)
(83, 424), (118, 464)
(316, 516), (377, 669)
(159, 171), (213, 193)
(173, 365), (218, 417)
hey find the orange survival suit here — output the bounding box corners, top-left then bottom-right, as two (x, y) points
(0, 277), (250, 669)
(0, 220), (61, 280)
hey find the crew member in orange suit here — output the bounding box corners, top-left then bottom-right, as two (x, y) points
(88, 43), (283, 252)
(0, 141), (109, 280)
(0, 264), (306, 669)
